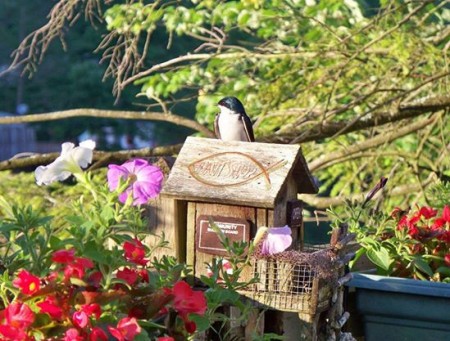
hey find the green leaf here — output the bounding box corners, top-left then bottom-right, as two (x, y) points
(366, 246), (392, 271)
(206, 287), (240, 305)
(436, 266), (450, 276)
(413, 257), (433, 277)
(189, 314), (211, 332)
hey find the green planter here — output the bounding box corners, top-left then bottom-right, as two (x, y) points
(347, 273), (450, 341)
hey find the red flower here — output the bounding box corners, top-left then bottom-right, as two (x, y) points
(172, 281), (207, 318)
(88, 271), (103, 287)
(138, 269), (149, 283)
(123, 239), (148, 266)
(89, 327), (108, 341)
(13, 270), (40, 295)
(63, 328), (84, 341)
(396, 214), (406, 228)
(128, 306), (145, 319)
(4, 302), (35, 329)
(433, 205), (450, 229)
(37, 296), (64, 320)
(445, 254), (450, 267)
(157, 337), (175, 341)
(81, 303), (102, 320)
(0, 325), (29, 341)
(108, 317), (141, 341)
(64, 263), (85, 281)
(75, 257), (94, 269)
(184, 319), (197, 334)
(63, 257), (94, 281)
(72, 310), (89, 329)
(117, 268), (138, 286)
(418, 206), (438, 219)
(52, 248), (76, 263)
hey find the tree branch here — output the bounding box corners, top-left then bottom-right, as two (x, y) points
(299, 173), (438, 209)
(308, 114), (440, 171)
(263, 94), (450, 144)
(0, 108), (215, 138)
(0, 144), (183, 172)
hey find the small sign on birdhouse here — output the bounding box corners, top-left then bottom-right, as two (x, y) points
(196, 215), (250, 256)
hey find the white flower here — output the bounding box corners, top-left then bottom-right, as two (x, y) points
(35, 140), (96, 186)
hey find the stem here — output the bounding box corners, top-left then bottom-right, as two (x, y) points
(22, 228), (40, 273)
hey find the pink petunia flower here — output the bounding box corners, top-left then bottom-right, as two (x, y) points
(107, 159), (163, 205)
(260, 226), (293, 255)
(72, 310), (89, 329)
(64, 328), (84, 341)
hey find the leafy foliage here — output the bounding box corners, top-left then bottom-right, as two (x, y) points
(2, 0), (450, 209)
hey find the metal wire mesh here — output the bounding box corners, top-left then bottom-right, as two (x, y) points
(240, 249), (336, 313)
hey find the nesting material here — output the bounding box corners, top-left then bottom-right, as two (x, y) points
(239, 247), (340, 314)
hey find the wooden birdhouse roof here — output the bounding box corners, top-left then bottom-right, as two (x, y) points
(161, 137), (318, 208)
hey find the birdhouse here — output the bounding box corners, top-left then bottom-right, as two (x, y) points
(161, 136), (318, 277)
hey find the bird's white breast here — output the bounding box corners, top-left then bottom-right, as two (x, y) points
(217, 105), (248, 141)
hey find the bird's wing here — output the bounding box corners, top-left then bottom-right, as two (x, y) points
(214, 114), (221, 139)
(241, 114), (255, 142)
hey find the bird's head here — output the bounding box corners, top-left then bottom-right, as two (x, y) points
(218, 96), (246, 114)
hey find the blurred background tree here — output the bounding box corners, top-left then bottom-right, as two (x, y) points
(0, 0), (449, 211)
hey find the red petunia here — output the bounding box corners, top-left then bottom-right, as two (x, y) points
(172, 281), (207, 319)
(0, 324), (29, 341)
(52, 248), (76, 263)
(81, 303), (102, 320)
(13, 270), (40, 296)
(4, 302), (35, 329)
(123, 239), (148, 266)
(138, 269), (149, 283)
(184, 319), (197, 334)
(418, 206), (438, 219)
(444, 254), (450, 267)
(117, 268), (138, 286)
(433, 205), (450, 229)
(108, 317), (141, 341)
(157, 337), (175, 341)
(89, 327), (108, 341)
(37, 295), (64, 320)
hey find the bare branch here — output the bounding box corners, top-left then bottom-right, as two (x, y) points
(0, 108), (215, 138)
(308, 114), (440, 172)
(262, 93), (450, 144)
(0, 0), (103, 77)
(299, 173), (439, 209)
(0, 144), (183, 172)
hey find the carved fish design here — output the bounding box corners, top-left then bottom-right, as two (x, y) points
(187, 152), (287, 188)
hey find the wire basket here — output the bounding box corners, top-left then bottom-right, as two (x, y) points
(239, 250), (336, 314)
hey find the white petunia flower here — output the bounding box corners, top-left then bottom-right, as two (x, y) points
(35, 140), (96, 186)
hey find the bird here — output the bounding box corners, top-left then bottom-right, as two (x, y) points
(214, 96), (255, 142)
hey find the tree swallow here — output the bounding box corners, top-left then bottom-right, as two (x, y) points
(214, 96), (255, 142)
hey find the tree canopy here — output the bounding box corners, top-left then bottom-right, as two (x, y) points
(1, 0), (449, 210)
